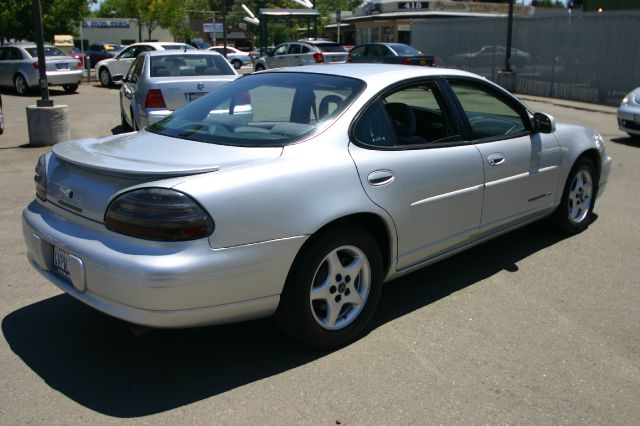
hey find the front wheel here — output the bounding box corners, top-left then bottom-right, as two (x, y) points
(62, 83), (78, 92)
(14, 74), (29, 95)
(99, 68), (112, 87)
(275, 228), (384, 349)
(550, 158), (597, 234)
(254, 64), (265, 72)
(231, 59), (242, 69)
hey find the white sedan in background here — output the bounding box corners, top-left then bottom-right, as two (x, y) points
(96, 42), (193, 87)
(209, 46), (252, 69)
(618, 87), (640, 138)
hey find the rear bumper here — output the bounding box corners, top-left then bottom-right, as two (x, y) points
(138, 109), (173, 128)
(22, 200), (305, 328)
(25, 69), (83, 87)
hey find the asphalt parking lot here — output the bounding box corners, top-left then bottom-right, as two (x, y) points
(1, 81), (639, 425)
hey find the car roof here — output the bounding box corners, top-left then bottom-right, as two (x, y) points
(267, 63), (478, 82)
(128, 42), (191, 48)
(144, 50), (223, 57)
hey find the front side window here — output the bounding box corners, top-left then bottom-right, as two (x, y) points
(273, 45), (288, 56)
(350, 46), (366, 58)
(118, 45), (143, 59)
(288, 44), (301, 55)
(448, 80), (529, 140)
(147, 72), (365, 146)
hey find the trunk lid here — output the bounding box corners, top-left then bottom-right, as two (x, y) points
(48, 131), (282, 222)
(153, 76), (237, 111)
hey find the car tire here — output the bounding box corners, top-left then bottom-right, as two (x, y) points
(231, 59), (242, 69)
(121, 109), (132, 132)
(99, 67), (112, 87)
(551, 158), (597, 235)
(62, 83), (79, 93)
(275, 227), (384, 349)
(254, 64), (265, 72)
(14, 74), (29, 96)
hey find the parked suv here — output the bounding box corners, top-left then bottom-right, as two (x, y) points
(0, 44), (83, 95)
(253, 39), (347, 71)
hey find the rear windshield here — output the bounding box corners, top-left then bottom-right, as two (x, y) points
(147, 72), (365, 147)
(150, 54), (234, 77)
(391, 45), (421, 55)
(161, 44), (195, 50)
(316, 44), (346, 53)
(25, 47), (67, 57)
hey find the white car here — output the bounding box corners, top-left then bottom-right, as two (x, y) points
(209, 46), (252, 69)
(96, 42), (193, 87)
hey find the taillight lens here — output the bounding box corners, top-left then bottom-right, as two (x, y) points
(347, 52), (352, 62)
(145, 89), (166, 109)
(34, 154), (47, 201)
(77, 60), (83, 68)
(313, 52), (324, 63)
(33, 61), (40, 69)
(105, 188), (214, 241)
(402, 57), (411, 65)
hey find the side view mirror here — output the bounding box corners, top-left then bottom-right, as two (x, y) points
(534, 112), (556, 134)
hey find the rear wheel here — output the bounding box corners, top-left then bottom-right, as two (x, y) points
(551, 158), (597, 234)
(14, 74), (29, 95)
(62, 83), (78, 93)
(99, 67), (112, 87)
(275, 228), (383, 349)
(121, 108), (132, 132)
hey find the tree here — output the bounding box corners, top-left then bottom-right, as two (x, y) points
(0, 0), (93, 44)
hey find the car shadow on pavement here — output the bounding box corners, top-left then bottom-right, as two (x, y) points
(610, 136), (640, 148)
(2, 220), (576, 418)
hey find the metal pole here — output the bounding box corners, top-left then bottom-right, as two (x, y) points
(222, 0), (228, 56)
(504, 0), (514, 72)
(337, 11), (341, 44)
(32, 0), (52, 107)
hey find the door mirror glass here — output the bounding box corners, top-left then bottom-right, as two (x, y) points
(534, 112), (556, 133)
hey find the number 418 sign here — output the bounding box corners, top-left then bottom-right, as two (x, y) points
(401, 2), (426, 9)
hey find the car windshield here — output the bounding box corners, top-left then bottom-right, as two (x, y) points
(150, 54), (235, 77)
(147, 72), (365, 147)
(391, 45), (421, 55)
(316, 43), (346, 53)
(25, 47), (67, 57)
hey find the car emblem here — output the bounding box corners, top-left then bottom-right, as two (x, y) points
(197, 83), (205, 91)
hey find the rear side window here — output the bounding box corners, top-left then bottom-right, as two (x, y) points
(391, 45), (420, 55)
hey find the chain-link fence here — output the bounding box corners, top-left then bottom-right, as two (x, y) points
(411, 10), (640, 106)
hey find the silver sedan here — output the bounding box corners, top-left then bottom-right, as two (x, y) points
(119, 50), (239, 130)
(23, 65), (612, 348)
(618, 87), (640, 138)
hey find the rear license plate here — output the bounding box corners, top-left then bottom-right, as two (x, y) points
(419, 59), (426, 65)
(53, 245), (70, 279)
(188, 92), (207, 102)
(56, 63), (69, 70)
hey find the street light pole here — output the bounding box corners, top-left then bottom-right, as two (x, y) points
(32, 0), (52, 107)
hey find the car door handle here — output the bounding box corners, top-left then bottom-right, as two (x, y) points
(487, 153), (505, 166)
(367, 170), (395, 186)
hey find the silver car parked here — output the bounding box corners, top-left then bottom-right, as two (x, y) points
(119, 50), (238, 130)
(253, 39), (348, 71)
(23, 65), (611, 349)
(617, 87), (640, 138)
(0, 44), (83, 95)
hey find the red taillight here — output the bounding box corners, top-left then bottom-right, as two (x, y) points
(402, 57), (411, 65)
(32, 62), (40, 69)
(145, 89), (166, 109)
(313, 52), (324, 63)
(347, 52), (352, 62)
(77, 59), (83, 68)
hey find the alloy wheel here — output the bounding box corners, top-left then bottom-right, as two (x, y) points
(568, 168), (593, 224)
